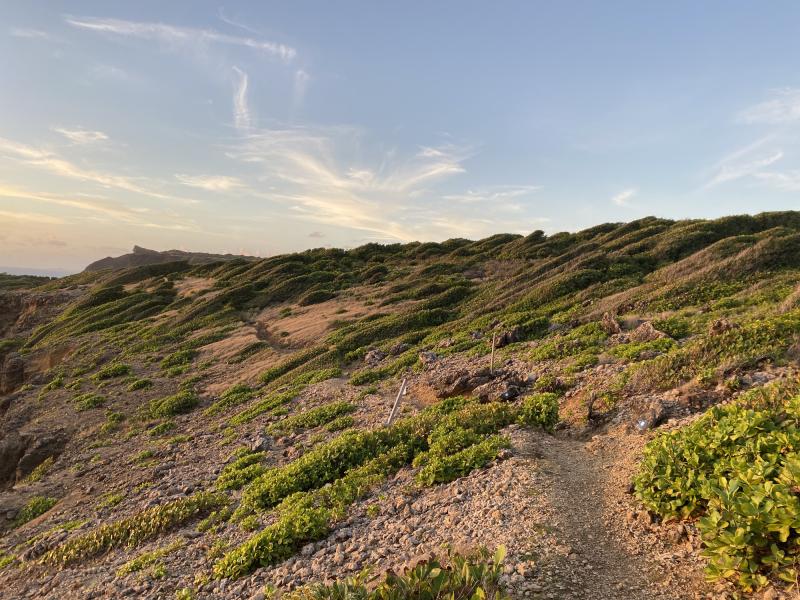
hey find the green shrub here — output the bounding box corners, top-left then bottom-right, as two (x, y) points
(325, 415), (354, 431)
(609, 337), (675, 361)
(228, 387), (302, 426)
(42, 492), (226, 566)
(517, 392), (560, 431)
(216, 451), (268, 490)
(92, 363), (132, 381)
(116, 539), (183, 576)
(14, 496), (58, 527)
(149, 390), (198, 418)
(204, 383), (255, 417)
(127, 378), (153, 392)
(634, 382), (800, 590)
(416, 435), (509, 486)
(215, 446), (410, 579)
(286, 546), (509, 600)
(74, 392), (106, 411)
(268, 401), (356, 435)
(22, 456), (55, 483)
(161, 349), (197, 370)
(149, 420), (176, 436)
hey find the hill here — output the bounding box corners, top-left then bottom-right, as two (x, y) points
(2, 212), (800, 598)
(84, 245), (257, 272)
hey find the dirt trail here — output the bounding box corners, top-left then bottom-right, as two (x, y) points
(518, 432), (713, 600)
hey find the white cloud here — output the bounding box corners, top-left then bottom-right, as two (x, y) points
(227, 126), (543, 241)
(10, 28), (52, 40)
(752, 170), (800, 191)
(0, 137), (193, 203)
(293, 69), (310, 111)
(611, 188), (637, 207)
(739, 88), (800, 124)
(175, 174), (244, 192)
(0, 184), (197, 232)
(232, 66), (251, 131)
(705, 149), (784, 188)
(444, 185), (541, 204)
(54, 127), (109, 144)
(0, 208), (66, 224)
(66, 16), (295, 61)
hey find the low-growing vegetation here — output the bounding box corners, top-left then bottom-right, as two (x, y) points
(634, 381), (800, 590)
(42, 493), (226, 566)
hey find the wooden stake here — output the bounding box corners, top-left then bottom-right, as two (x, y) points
(386, 378), (407, 426)
(490, 332), (497, 375)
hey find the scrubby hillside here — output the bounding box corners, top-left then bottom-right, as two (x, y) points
(2, 212), (800, 599)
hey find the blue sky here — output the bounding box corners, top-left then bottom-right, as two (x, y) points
(3, 2), (800, 273)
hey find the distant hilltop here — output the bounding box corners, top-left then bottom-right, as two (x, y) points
(83, 245), (258, 272)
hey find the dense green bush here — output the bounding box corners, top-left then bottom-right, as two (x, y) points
(92, 363), (132, 381)
(269, 401), (356, 435)
(634, 383), (800, 590)
(14, 496), (58, 527)
(216, 450), (268, 490)
(160, 349), (197, 369)
(517, 392), (560, 431)
(74, 392), (106, 411)
(149, 390), (198, 418)
(228, 387), (302, 426)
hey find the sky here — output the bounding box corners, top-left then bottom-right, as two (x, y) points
(3, 2), (800, 274)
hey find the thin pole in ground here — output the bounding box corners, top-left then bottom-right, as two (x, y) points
(386, 378), (407, 426)
(490, 332), (497, 376)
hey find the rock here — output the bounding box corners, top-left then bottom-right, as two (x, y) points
(634, 399), (667, 431)
(629, 322), (667, 343)
(0, 432), (28, 484)
(601, 312), (622, 335)
(494, 327), (522, 349)
(499, 385), (520, 401)
(249, 433), (272, 453)
(418, 352), (438, 367)
(364, 348), (387, 366)
(0, 353), (25, 394)
(388, 342), (410, 356)
(708, 318), (738, 336)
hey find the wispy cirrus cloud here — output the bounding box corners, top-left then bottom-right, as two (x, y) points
(443, 185), (541, 205)
(0, 184), (196, 231)
(65, 16), (296, 61)
(232, 66), (251, 131)
(175, 174), (244, 192)
(611, 188), (637, 207)
(0, 208), (66, 225)
(227, 125), (541, 241)
(53, 127), (109, 145)
(705, 146), (784, 188)
(10, 28), (53, 41)
(738, 88), (800, 124)
(0, 136), (192, 203)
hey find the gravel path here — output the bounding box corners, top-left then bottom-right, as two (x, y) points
(521, 432), (715, 600)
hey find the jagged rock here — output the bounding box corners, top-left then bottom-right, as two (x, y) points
(388, 342), (410, 356)
(499, 385), (521, 401)
(708, 318), (738, 336)
(629, 322), (667, 343)
(0, 432), (28, 484)
(494, 327), (521, 349)
(0, 353), (24, 395)
(249, 433), (272, 453)
(15, 431), (67, 482)
(364, 348), (387, 366)
(634, 399), (666, 431)
(418, 351), (438, 367)
(601, 312), (622, 335)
